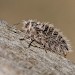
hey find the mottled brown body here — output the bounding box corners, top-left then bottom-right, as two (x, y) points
(22, 20), (71, 57)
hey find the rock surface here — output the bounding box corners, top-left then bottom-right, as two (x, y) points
(0, 20), (75, 75)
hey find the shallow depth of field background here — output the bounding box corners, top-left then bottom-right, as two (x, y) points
(0, 0), (75, 63)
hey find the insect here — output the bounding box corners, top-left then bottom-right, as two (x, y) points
(21, 20), (72, 57)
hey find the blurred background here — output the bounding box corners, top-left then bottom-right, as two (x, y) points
(0, 0), (75, 62)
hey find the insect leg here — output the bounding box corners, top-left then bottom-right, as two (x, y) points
(28, 40), (34, 47)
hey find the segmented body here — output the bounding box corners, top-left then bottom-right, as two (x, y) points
(22, 20), (71, 57)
